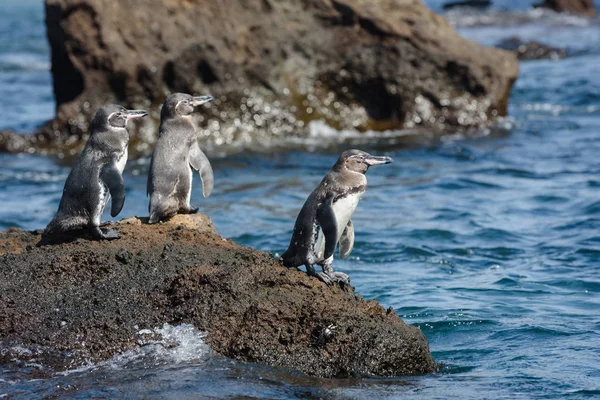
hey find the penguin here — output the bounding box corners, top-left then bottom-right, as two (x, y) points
(280, 149), (393, 285)
(147, 93), (214, 224)
(43, 105), (148, 240)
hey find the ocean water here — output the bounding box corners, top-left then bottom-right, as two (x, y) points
(1, 1), (600, 399)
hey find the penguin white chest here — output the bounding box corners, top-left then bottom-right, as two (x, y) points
(314, 191), (364, 260)
(95, 147), (127, 224)
(331, 192), (363, 238)
(116, 147), (128, 174)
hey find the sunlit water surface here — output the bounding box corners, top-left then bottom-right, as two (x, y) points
(0, 1), (599, 398)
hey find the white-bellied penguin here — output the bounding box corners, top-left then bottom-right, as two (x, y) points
(147, 93), (214, 223)
(44, 105), (148, 240)
(280, 149), (393, 285)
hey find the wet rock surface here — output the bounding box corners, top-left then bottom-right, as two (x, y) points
(1, 0), (518, 157)
(0, 214), (437, 377)
(496, 36), (568, 61)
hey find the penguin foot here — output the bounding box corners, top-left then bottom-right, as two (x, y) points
(180, 207), (199, 214)
(306, 268), (350, 286)
(319, 260), (351, 286)
(315, 272), (333, 285)
(90, 226), (121, 240)
(329, 271), (351, 285)
(312, 272), (350, 286)
(100, 228), (121, 240)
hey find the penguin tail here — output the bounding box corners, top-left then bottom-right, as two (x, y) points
(148, 208), (162, 224)
(43, 217), (60, 237)
(280, 249), (299, 268)
(43, 215), (87, 237)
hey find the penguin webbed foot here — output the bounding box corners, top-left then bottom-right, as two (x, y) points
(305, 264), (331, 285)
(315, 271), (350, 286)
(324, 271), (350, 286)
(315, 271), (334, 285)
(306, 263), (350, 286)
(101, 228), (121, 240)
(90, 226), (121, 240)
(321, 260), (351, 285)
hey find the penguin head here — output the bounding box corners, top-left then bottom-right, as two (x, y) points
(161, 93), (214, 119)
(337, 149), (394, 174)
(92, 104), (148, 131)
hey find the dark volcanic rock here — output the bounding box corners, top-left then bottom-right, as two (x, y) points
(534, 0), (597, 16)
(496, 36), (567, 61)
(0, 214), (437, 377)
(442, 0), (492, 11)
(1, 0), (518, 157)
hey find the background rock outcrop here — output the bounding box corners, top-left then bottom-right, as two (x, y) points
(2, 0), (518, 157)
(0, 214), (437, 377)
(534, 0), (597, 16)
(496, 36), (568, 61)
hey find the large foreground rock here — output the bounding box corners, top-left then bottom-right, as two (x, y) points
(0, 214), (437, 377)
(1, 0), (518, 157)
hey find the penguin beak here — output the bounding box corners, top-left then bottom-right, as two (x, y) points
(190, 96), (214, 107)
(125, 109), (149, 120)
(364, 155), (394, 166)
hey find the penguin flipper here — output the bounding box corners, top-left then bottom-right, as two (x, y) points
(146, 154), (154, 198)
(100, 162), (126, 217)
(339, 219), (355, 260)
(316, 194), (338, 262)
(189, 141), (214, 198)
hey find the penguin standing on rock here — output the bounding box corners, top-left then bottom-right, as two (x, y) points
(147, 93), (214, 224)
(281, 149), (393, 285)
(44, 105), (148, 240)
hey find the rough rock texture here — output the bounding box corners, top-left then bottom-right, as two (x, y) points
(534, 0), (597, 16)
(0, 214), (437, 377)
(1, 0), (518, 157)
(496, 36), (568, 61)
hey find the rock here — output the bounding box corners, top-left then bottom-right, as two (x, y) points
(0, 130), (31, 153)
(0, 214), (437, 377)
(1, 0), (518, 157)
(533, 0), (597, 16)
(442, 0), (492, 11)
(496, 36), (568, 61)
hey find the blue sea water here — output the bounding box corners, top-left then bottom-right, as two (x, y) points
(1, 0), (599, 399)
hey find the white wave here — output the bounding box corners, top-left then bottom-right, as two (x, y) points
(0, 53), (50, 71)
(298, 120), (423, 150)
(520, 103), (600, 116)
(0, 171), (68, 183)
(307, 120), (417, 140)
(131, 323), (210, 365)
(446, 8), (594, 28)
(59, 323), (210, 376)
